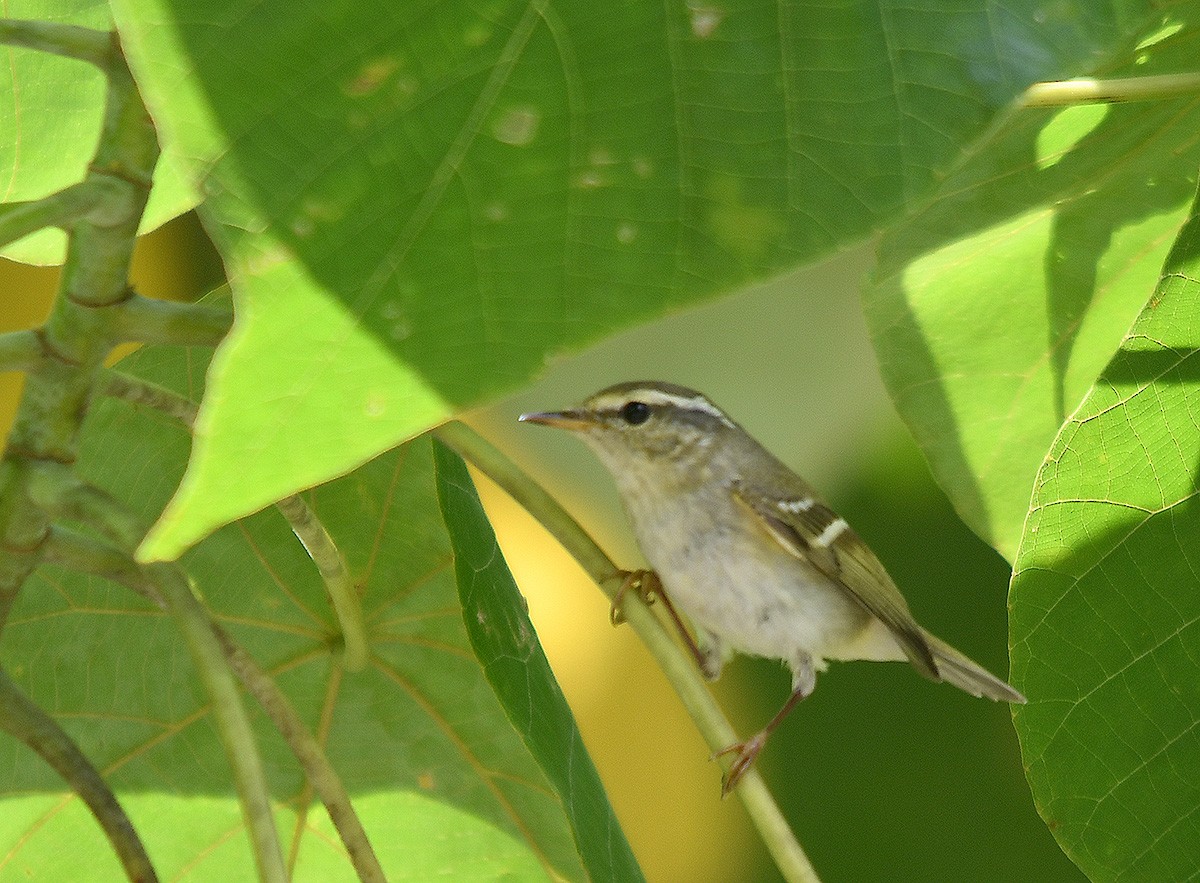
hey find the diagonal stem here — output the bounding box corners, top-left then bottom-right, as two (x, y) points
(434, 420), (821, 883)
(0, 667), (158, 883)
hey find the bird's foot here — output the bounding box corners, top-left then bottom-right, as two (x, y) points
(714, 730), (770, 797)
(609, 569), (661, 626)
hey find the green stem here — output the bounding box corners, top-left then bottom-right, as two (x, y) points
(0, 19), (113, 68)
(0, 667), (159, 883)
(0, 331), (42, 373)
(0, 180), (114, 249)
(115, 296), (233, 347)
(43, 524), (382, 881)
(274, 494), (368, 672)
(1020, 72), (1200, 107)
(41, 526), (159, 605)
(100, 372), (368, 673)
(210, 622), (385, 882)
(434, 421), (821, 883)
(148, 563), (288, 883)
(102, 370), (200, 425)
(30, 477), (286, 883)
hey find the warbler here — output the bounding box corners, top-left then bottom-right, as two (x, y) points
(521, 381), (1025, 795)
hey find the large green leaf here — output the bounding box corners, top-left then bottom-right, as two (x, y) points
(0, 3), (198, 265)
(867, 12), (1200, 559)
(103, 0), (1160, 560)
(0, 344), (597, 879)
(434, 439), (643, 883)
(1010, 188), (1200, 879)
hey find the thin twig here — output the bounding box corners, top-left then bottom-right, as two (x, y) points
(45, 525), (384, 881)
(211, 622), (385, 882)
(1020, 72), (1200, 107)
(275, 494), (368, 672)
(115, 296), (233, 347)
(434, 420), (822, 883)
(0, 667), (158, 883)
(30, 475), (287, 883)
(0, 19), (114, 68)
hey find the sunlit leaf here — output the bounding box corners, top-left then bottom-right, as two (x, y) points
(867, 17), (1200, 559)
(1011, 187), (1200, 880)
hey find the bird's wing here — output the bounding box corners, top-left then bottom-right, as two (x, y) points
(731, 483), (938, 679)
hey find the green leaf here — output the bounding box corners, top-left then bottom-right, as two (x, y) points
(0, 4), (198, 265)
(434, 439), (644, 883)
(0, 345), (590, 879)
(105, 0), (1160, 560)
(1010, 188), (1200, 879)
(866, 17), (1200, 559)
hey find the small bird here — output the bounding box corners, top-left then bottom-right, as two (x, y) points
(521, 381), (1025, 795)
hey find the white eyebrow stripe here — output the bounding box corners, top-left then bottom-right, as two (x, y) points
(590, 389), (734, 425)
(813, 517), (849, 548)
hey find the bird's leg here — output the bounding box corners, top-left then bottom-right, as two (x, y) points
(714, 655), (816, 797)
(609, 570), (716, 677)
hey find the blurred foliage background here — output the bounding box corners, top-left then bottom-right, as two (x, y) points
(1, 217), (1078, 881)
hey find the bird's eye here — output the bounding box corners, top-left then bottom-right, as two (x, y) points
(620, 401), (652, 425)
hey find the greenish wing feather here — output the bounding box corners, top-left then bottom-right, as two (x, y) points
(731, 484), (938, 679)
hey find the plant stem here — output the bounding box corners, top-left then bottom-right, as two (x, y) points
(0, 331), (42, 374)
(100, 371), (368, 673)
(102, 370), (200, 425)
(434, 420), (821, 883)
(29, 475), (287, 883)
(115, 296), (233, 347)
(0, 19), (113, 68)
(0, 667), (158, 883)
(1020, 72), (1200, 107)
(0, 180), (114, 249)
(44, 524), (384, 881)
(148, 562), (288, 883)
(210, 622), (385, 882)
(274, 494), (368, 671)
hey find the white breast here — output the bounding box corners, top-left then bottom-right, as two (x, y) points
(623, 478), (876, 666)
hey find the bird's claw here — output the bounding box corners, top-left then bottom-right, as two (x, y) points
(609, 569), (660, 626)
(714, 731), (768, 798)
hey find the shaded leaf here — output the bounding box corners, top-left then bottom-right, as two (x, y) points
(1010, 186), (1200, 879)
(434, 439), (643, 883)
(0, 343), (589, 879)
(103, 0), (1161, 559)
(867, 13), (1200, 559)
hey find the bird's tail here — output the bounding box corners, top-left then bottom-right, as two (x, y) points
(922, 630), (1026, 704)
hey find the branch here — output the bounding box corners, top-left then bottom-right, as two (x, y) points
(1020, 72), (1200, 107)
(0, 19), (114, 68)
(115, 296), (233, 347)
(0, 667), (158, 883)
(434, 421), (821, 883)
(274, 494), (368, 672)
(0, 179), (117, 249)
(210, 622), (385, 882)
(29, 476), (287, 883)
(0, 331), (42, 373)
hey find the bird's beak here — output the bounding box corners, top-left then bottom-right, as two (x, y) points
(518, 409), (596, 431)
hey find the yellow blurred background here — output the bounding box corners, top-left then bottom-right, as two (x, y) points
(0, 218), (1080, 882)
